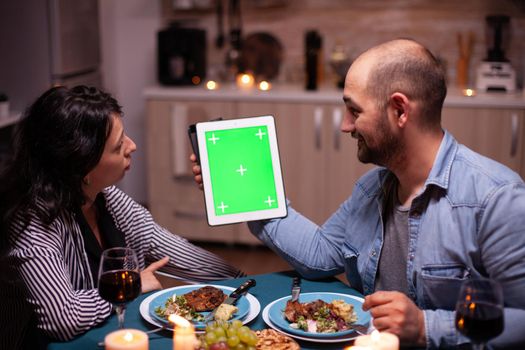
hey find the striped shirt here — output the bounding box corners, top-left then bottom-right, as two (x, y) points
(0, 186), (244, 349)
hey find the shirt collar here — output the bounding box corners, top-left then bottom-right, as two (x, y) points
(424, 130), (458, 190)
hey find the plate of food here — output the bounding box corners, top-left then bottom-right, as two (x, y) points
(140, 284), (260, 331)
(265, 292), (370, 340)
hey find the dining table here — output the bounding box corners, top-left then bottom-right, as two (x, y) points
(48, 270), (368, 350)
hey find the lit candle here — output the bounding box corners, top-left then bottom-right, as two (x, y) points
(258, 80), (272, 91)
(236, 73), (255, 90)
(353, 330), (399, 350)
(169, 315), (197, 350)
(462, 88), (476, 97)
(104, 329), (148, 350)
(206, 80), (219, 90)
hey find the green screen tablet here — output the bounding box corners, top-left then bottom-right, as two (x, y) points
(196, 115), (287, 226)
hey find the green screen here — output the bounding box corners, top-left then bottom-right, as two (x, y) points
(206, 126), (278, 216)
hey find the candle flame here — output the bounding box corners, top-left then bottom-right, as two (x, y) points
(462, 88), (476, 97)
(206, 80), (218, 90)
(123, 331), (133, 342)
(169, 314), (192, 328)
(240, 74), (253, 84)
(258, 81), (271, 91)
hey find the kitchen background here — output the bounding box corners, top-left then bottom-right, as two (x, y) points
(1, 0), (525, 205)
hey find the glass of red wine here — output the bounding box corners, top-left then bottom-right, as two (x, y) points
(455, 278), (504, 350)
(98, 247), (141, 329)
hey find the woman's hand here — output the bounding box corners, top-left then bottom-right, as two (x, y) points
(190, 153), (203, 190)
(140, 256), (169, 293)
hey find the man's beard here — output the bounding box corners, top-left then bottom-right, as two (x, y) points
(354, 118), (403, 167)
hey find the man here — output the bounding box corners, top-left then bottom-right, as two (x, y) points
(192, 39), (525, 348)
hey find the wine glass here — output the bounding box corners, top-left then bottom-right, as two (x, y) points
(455, 278), (504, 350)
(98, 247), (141, 329)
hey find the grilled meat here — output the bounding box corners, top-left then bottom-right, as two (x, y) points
(183, 286), (227, 312)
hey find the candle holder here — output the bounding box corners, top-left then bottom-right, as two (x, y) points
(257, 80), (272, 91)
(104, 329), (148, 350)
(236, 73), (255, 90)
(169, 315), (197, 350)
(353, 330), (400, 350)
(206, 80), (219, 91)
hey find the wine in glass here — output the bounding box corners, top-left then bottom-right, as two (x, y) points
(455, 278), (504, 350)
(98, 247), (141, 329)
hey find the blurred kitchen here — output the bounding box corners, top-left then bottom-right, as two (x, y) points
(1, 0), (525, 277)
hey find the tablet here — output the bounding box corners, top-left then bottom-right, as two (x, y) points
(195, 115), (287, 226)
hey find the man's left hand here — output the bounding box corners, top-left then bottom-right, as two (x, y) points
(362, 291), (426, 346)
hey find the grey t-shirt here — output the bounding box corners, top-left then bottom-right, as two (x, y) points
(375, 181), (410, 295)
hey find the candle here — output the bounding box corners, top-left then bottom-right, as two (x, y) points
(462, 88), (476, 97)
(236, 73), (255, 90)
(104, 329), (148, 350)
(258, 80), (272, 91)
(353, 330), (399, 350)
(206, 80), (219, 90)
(169, 314), (197, 350)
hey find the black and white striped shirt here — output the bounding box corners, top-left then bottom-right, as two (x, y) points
(0, 186), (244, 348)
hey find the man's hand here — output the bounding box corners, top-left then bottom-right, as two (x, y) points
(190, 153), (203, 190)
(363, 291), (426, 346)
(140, 256), (169, 293)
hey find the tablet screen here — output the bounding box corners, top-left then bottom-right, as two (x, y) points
(196, 116), (287, 226)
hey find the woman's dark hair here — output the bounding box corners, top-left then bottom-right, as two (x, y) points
(0, 85), (122, 241)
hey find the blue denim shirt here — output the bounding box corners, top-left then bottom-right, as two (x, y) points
(249, 131), (525, 349)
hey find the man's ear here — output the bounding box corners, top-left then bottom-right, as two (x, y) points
(389, 92), (409, 127)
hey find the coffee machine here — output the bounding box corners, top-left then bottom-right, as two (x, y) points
(476, 15), (517, 92)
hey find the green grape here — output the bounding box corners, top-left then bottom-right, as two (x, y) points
(226, 327), (237, 338)
(205, 332), (217, 345)
(238, 328), (252, 344)
(245, 332), (259, 346)
(214, 327), (226, 338)
(216, 336), (228, 344)
(227, 334), (240, 347)
(231, 320), (243, 329)
(234, 343), (247, 350)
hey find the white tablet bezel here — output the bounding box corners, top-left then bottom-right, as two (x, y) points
(196, 115), (287, 226)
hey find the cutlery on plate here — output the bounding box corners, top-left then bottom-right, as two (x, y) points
(290, 277), (301, 302)
(203, 278), (256, 323)
(97, 326), (165, 347)
(348, 323), (368, 335)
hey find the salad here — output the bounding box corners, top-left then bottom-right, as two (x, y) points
(154, 294), (205, 322)
(284, 299), (357, 333)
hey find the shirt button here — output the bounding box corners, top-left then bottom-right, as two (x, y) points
(371, 250), (377, 257)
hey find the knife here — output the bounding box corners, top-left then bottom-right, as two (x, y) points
(291, 277), (301, 302)
(204, 279), (256, 322)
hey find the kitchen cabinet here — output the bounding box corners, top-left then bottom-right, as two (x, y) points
(442, 107), (525, 175)
(146, 98), (373, 244)
(146, 99), (246, 243)
(236, 101), (372, 227)
(145, 86), (525, 245)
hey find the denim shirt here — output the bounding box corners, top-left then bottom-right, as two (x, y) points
(249, 131), (525, 349)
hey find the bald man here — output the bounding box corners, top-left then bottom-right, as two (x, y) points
(193, 39), (525, 348)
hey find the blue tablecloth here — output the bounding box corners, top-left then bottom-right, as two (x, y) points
(48, 271), (365, 350)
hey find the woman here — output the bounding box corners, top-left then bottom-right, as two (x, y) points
(0, 86), (244, 349)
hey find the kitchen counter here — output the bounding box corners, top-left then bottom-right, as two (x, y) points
(144, 84), (525, 109)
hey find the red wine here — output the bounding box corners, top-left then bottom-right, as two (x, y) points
(98, 270), (141, 304)
(455, 302), (504, 343)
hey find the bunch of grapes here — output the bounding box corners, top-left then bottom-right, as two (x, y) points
(198, 320), (258, 350)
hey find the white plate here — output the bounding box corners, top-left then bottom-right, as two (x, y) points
(262, 296), (365, 343)
(140, 284), (261, 332)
